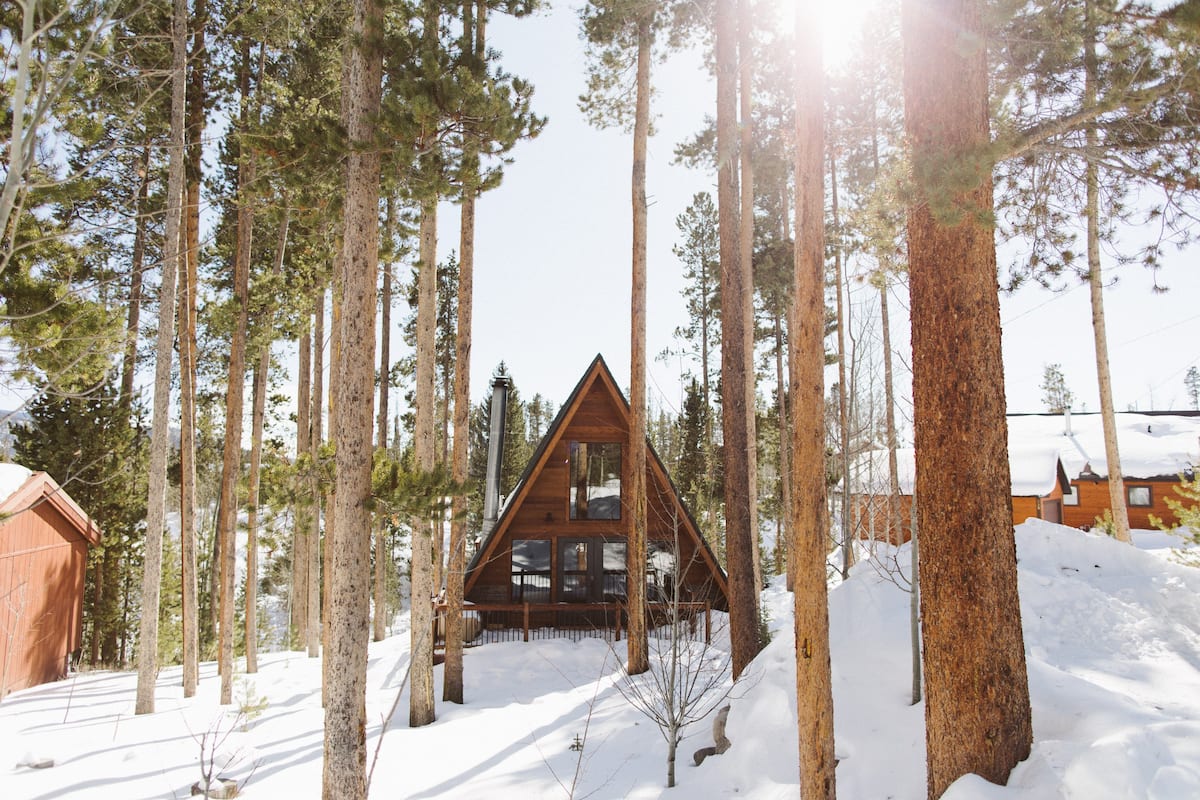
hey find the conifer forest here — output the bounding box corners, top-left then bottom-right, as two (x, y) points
(2, 1), (1199, 798)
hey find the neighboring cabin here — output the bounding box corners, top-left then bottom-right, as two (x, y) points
(0, 464), (101, 697)
(463, 356), (728, 636)
(1007, 411), (1200, 530)
(849, 411), (1200, 541)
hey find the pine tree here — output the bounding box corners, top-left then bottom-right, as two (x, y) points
(902, 0), (1032, 794)
(791, 0), (836, 794)
(1040, 363), (1076, 413)
(324, 0), (383, 792)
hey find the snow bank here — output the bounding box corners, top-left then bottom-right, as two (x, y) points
(2, 519), (1199, 799)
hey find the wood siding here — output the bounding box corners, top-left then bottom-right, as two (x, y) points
(466, 358), (728, 612)
(1062, 478), (1184, 530)
(1, 498), (91, 696)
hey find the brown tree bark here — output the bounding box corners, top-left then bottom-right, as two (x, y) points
(216, 40), (256, 706)
(119, 145), (149, 415)
(135, 0), (186, 715)
(1084, 0), (1131, 545)
(179, 176), (199, 696)
(737, 0), (761, 596)
(410, 199), (438, 728)
(374, 199), (394, 644)
(444, 179), (473, 703)
(445, 0), (484, 697)
(832, 162), (854, 579)
(901, 0), (1032, 794)
(244, 352), (268, 673)
(626, 10), (652, 678)
(180, 0), (205, 696)
(716, 0), (758, 679)
(294, 316), (311, 648)
(791, 3), (836, 796)
(308, 290), (324, 660)
(323, 0), (382, 793)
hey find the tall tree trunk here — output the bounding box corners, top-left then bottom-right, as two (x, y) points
(180, 0), (206, 696)
(737, 0), (761, 596)
(716, 0), (758, 679)
(444, 182), (473, 702)
(791, 3), (836, 795)
(216, 41), (256, 706)
(626, 11), (652, 678)
(323, 272), (342, 696)
(774, 311), (790, 580)
(244, 352), (268, 673)
(879, 282), (903, 543)
(294, 315), (312, 648)
(411, 199), (438, 727)
(374, 199), (394, 643)
(119, 145), (149, 414)
(902, 0), (1032, 794)
(135, 0), (186, 715)
(1084, 0), (1131, 545)
(323, 0), (382, 792)
(308, 290), (325, 659)
(445, 0), (483, 700)
(832, 162), (854, 579)
(178, 183), (200, 696)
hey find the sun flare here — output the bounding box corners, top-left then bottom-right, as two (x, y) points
(767, 0), (878, 69)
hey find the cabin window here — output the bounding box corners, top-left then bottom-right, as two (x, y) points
(602, 542), (627, 601)
(569, 442), (622, 520)
(558, 537), (627, 602)
(647, 542), (678, 603)
(1063, 484), (1079, 506)
(1127, 486), (1152, 507)
(511, 540), (551, 603)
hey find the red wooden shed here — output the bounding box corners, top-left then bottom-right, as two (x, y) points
(0, 464), (101, 696)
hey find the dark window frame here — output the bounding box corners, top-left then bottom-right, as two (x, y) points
(557, 536), (628, 603)
(511, 539), (551, 603)
(569, 441), (622, 520)
(1127, 485), (1152, 507)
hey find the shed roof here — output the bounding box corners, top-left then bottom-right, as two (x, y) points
(0, 464), (102, 545)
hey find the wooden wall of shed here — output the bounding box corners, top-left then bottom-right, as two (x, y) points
(0, 502), (89, 696)
(1062, 478), (1185, 530)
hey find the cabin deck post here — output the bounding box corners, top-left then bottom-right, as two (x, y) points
(705, 602), (711, 644)
(523, 603), (530, 642)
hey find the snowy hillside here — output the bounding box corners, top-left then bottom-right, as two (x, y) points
(2, 521), (1198, 799)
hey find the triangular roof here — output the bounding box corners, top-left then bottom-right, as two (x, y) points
(0, 465), (102, 546)
(465, 355), (728, 600)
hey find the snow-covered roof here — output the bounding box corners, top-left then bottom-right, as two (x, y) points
(0, 463), (33, 505)
(1007, 412), (1200, 480)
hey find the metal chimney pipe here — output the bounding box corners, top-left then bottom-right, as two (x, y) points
(482, 373), (511, 537)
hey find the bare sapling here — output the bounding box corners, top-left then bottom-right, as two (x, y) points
(613, 505), (736, 788)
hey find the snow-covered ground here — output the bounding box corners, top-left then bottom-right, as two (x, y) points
(2, 521), (1198, 799)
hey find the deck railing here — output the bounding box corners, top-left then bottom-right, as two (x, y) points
(433, 601), (712, 649)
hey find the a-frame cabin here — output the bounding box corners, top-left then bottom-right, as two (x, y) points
(464, 356), (728, 634)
